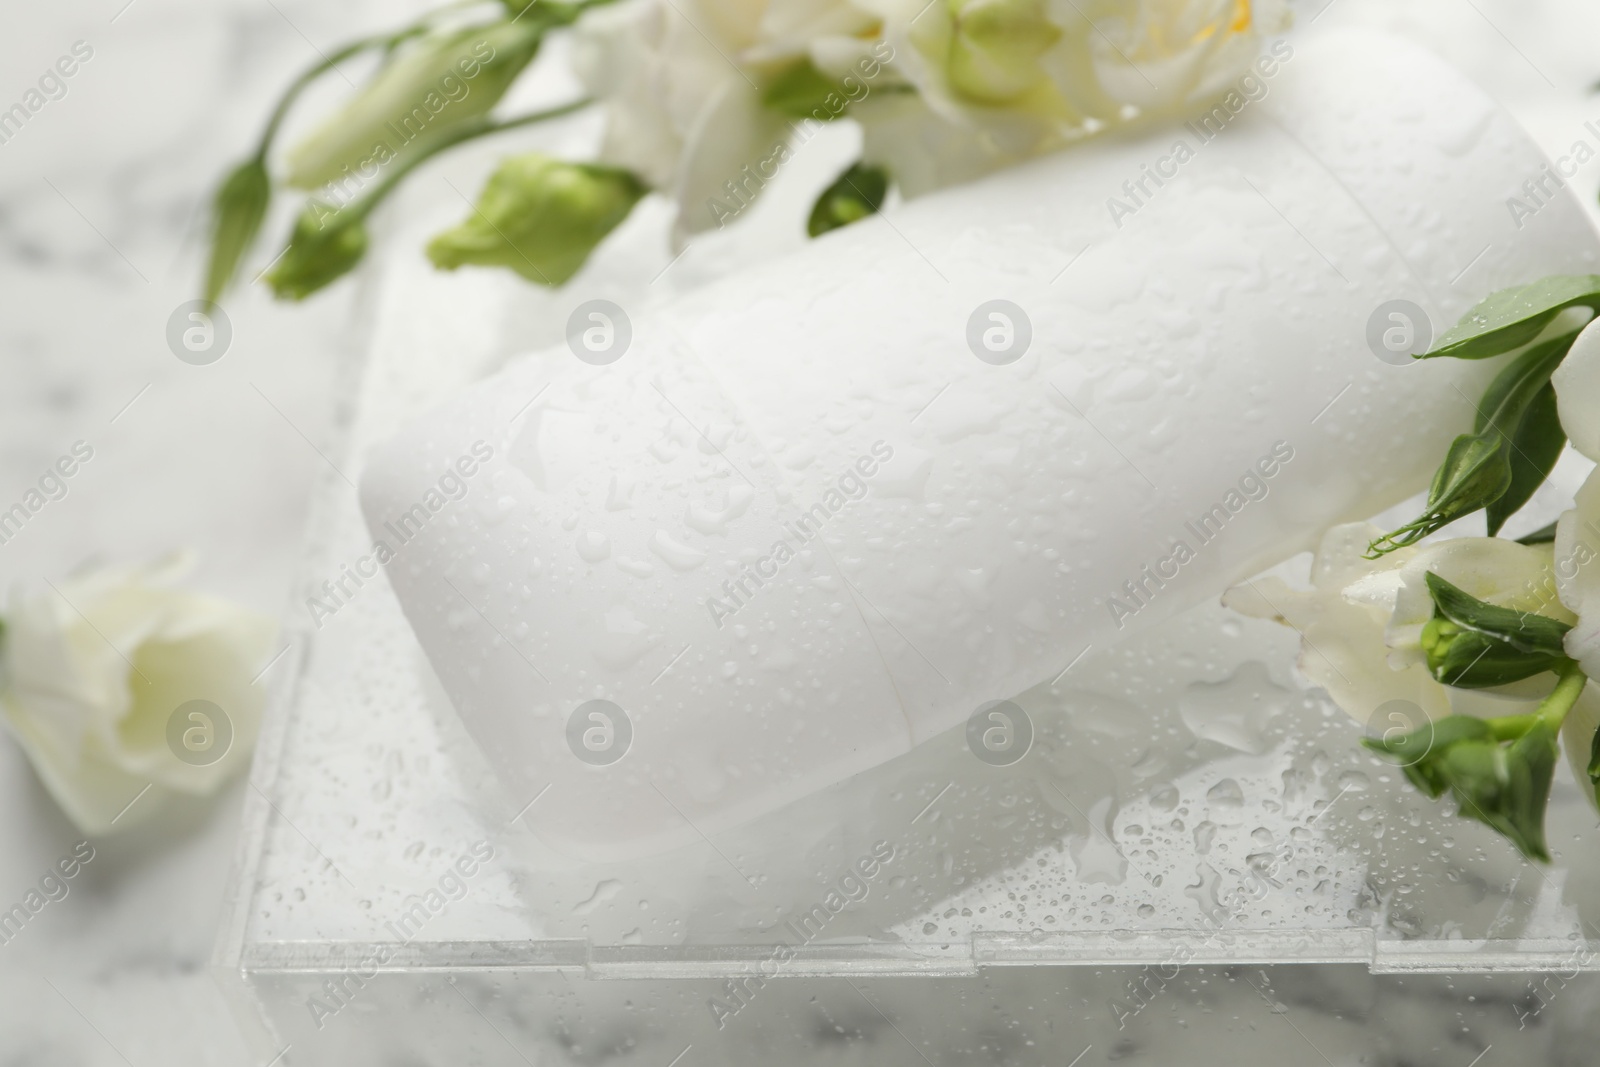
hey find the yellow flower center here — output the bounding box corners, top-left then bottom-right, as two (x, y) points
(1139, 0), (1253, 58)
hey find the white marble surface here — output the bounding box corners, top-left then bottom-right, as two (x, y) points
(0, 0), (430, 1062)
(6, 0), (1600, 1063)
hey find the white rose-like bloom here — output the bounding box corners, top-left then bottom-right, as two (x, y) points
(573, 0), (881, 241)
(574, 0), (1290, 231)
(1551, 316), (1600, 796)
(0, 556), (277, 835)
(857, 0), (1292, 196)
(1223, 523), (1565, 731)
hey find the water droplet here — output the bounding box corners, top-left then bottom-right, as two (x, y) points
(685, 486), (755, 535)
(576, 530), (610, 563)
(1178, 662), (1288, 754)
(1183, 862), (1227, 923)
(1067, 794), (1128, 884)
(615, 556), (654, 579)
(650, 530), (706, 570)
(1206, 779), (1245, 808)
(573, 879), (622, 916)
(606, 474), (637, 511)
(1336, 770), (1371, 793)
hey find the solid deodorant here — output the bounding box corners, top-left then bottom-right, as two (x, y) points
(361, 29), (1600, 860)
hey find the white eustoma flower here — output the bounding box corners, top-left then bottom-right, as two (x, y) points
(1223, 523), (1564, 730)
(1553, 314), (1600, 682)
(1537, 314), (1600, 804)
(576, 0), (1289, 230)
(1551, 475), (1600, 804)
(573, 0), (880, 241)
(0, 556), (277, 835)
(1552, 315), (1600, 465)
(857, 0), (1291, 197)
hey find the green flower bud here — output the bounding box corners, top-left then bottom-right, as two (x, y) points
(264, 201), (369, 301)
(1364, 663), (1587, 862)
(284, 19), (547, 191)
(764, 59), (851, 121)
(1417, 572), (1574, 688)
(1423, 621), (1567, 689)
(807, 163), (889, 238)
(916, 0), (1062, 106)
(203, 157), (272, 305)
(425, 154), (645, 286)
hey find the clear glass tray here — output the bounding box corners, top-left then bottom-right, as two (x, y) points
(214, 114), (1600, 1067)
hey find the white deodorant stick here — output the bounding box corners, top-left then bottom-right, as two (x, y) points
(361, 29), (1600, 860)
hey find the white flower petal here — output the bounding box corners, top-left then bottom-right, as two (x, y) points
(1560, 684), (1600, 814)
(1223, 525), (1451, 728)
(670, 77), (790, 241)
(0, 559), (277, 835)
(1388, 535), (1568, 642)
(1556, 469), (1600, 677)
(1553, 315), (1600, 463)
(856, 94), (1049, 199)
(1225, 523), (1565, 731)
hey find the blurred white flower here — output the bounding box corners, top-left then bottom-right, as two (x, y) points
(0, 555), (277, 836)
(1552, 315), (1600, 464)
(1223, 523), (1563, 729)
(1534, 313), (1600, 808)
(573, 0), (879, 240)
(576, 0), (1290, 232)
(1561, 684), (1600, 809)
(1552, 467), (1600, 680)
(858, 0), (1291, 196)
(1552, 317), (1600, 682)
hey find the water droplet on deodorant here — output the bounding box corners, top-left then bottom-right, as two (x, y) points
(1206, 779), (1245, 808)
(1178, 661), (1288, 754)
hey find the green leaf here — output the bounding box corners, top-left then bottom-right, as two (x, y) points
(1426, 275), (1600, 360)
(1516, 520), (1560, 545)
(807, 163), (889, 238)
(1424, 572), (1572, 657)
(1364, 666), (1588, 863)
(1470, 329), (1575, 435)
(426, 153), (645, 286)
(264, 201), (369, 300)
(1362, 714), (1491, 796)
(1366, 330), (1576, 557)
(1589, 721), (1600, 788)
(203, 158), (272, 306)
(1366, 434), (1512, 555)
(763, 58), (851, 120)
(1366, 715), (1558, 862)
(1488, 381), (1565, 536)
(1453, 722), (1559, 862)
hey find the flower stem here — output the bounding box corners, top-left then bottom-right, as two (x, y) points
(1476, 663), (1588, 740)
(1481, 713), (1539, 741)
(251, 1), (526, 162)
(254, 30), (423, 164)
(1536, 661), (1588, 731)
(338, 98), (592, 224)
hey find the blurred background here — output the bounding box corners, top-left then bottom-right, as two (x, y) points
(0, 1), (428, 1060)
(4, 0), (1600, 1061)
